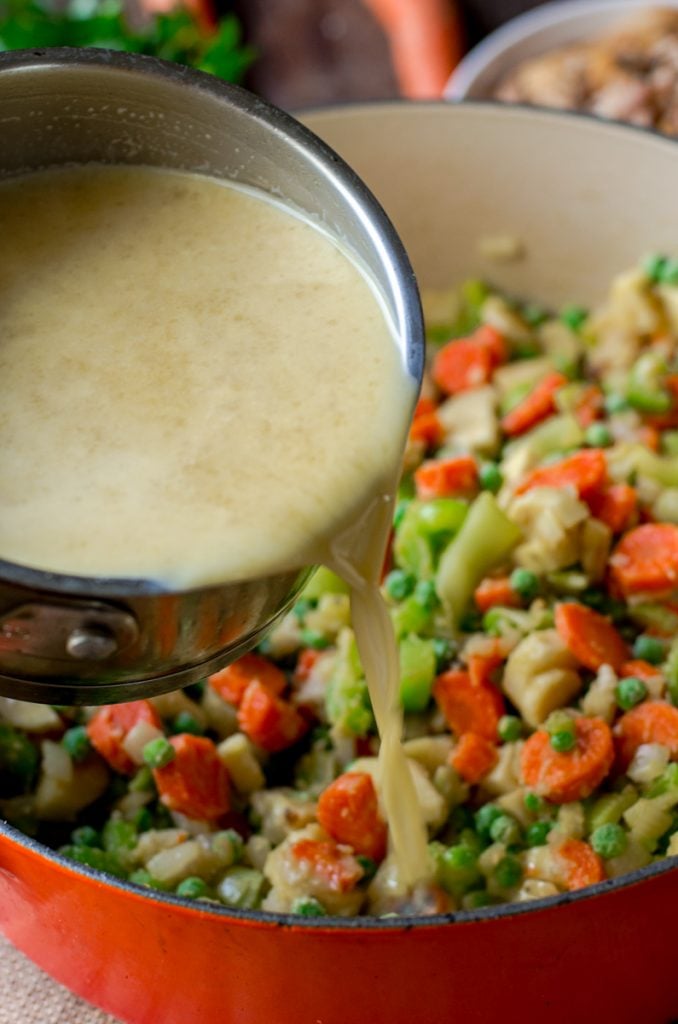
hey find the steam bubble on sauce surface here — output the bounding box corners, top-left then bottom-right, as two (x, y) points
(0, 165), (430, 892)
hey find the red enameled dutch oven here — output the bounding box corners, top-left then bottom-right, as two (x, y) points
(3, 82), (678, 1023)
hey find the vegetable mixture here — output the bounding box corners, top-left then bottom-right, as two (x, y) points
(5, 256), (678, 917)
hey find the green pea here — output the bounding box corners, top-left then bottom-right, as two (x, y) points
(526, 821), (553, 847)
(642, 253), (667, 283)
(474, 803), (503, 841)
(498, 715), (522, 743)
(550, 730), (576, 753)
(176, 877), (209, 900)
(291, 896), (326, 917)
(172, 711), (204, 736)
(584, 422), (612, 448)
(524, 792), (542, 815)
(615, 677), (648, 711)
(61, 725), (92, 763)
(590, 822), (627, 859)
(478, 462), (503, 494)
(604, 392), (629, 414)
(493, 855), (522, 890)
(489, 813), (521, 846)
(300, 628), (331, 650)
(509, 567), (539, 601)
(143, 736), (175, 769)
(632, 635), (665, 665)
(560, 305), (588, 332)
(71, 825), (100, 849)
(384, 569), (417, 601)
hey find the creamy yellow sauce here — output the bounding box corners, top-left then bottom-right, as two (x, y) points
(0, 165), (429, 889)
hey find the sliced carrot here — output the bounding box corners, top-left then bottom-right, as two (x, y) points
(432, 325), (505, 396)
(619, 660), (664, 687)
(515, 449), (607, 499)
(501, 371), (568, 437)
(609, 523), (678, 597)
(238, 680), (308, 753)
(414, 455), (478, 499)
(473, 576), (520, 613)
(208, 653), (286, 707)
(467, 652), (505, 688)
(432, 338), (492, 395)
(450, 732), (498, 784)
(317, 772), (387, 861)
(291, 838), (364, 892)
(409, 410), (443, 449)
(637, 425), (660, 452)
(554, 601), (628, 672)
(587, 484), (638, 534)
(87, 700), (162, 775)
(153, 734), (230, 821)
(554, 838), (605, 891)
(414, 397), (437, 418)
(574, 385), (604, 428)
(521, 716), (614, 804)
(614, 700), (678, 769)
(433, 667), (505, 741)
(294, 648), (322, 684)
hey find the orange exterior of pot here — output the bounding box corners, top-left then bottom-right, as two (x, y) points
(1, 826), (677, 1024)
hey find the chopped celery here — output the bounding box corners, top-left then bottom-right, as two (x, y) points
(325, 630), (373, 737)
(546, 569), (589, 594)
(436, 493), (522, 629)
(217, 867), (265, 909)
(663, 431), (678, 457)
(393, 499), (467, 579)
(666, 638), (678, 706)
(626, 352), (672, 414)
(628, 603), (678, 637)
(455, 279), (489, 335)
(390, 592), (435, 639)
(646, 763), (678, 798)
(652, 488), (678, 525)
(399, 634), (437, 712)
(587, 787), (638, 833)
(301, 567), (349, 600)
(500, 381), (533, 416)
(59, 845), (127, 878)
(508, 413), (585, 464)
(102, 818), (138, 867)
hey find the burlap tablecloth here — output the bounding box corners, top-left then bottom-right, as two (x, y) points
(0, 934), (120, 1024)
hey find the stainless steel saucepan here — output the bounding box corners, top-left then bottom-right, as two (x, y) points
(0, 48), (424, 706)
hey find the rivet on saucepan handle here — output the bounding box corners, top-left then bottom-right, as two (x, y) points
(0, 602), (139, 663)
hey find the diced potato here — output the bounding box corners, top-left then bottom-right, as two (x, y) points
(581, 664), (618, 723)
(217, 733), (265, 794)
(494, 356), (553, 398)
(246, 834), (272, 871)
(580, 517), (612, 584)
(516, 878), (559, 902)
(502, 630), (582, 727)
(146, 840), (214, 887)
(436, 385), (499, 455)
(304, 594), (351, 639)
(134, 828), (189, 865)
(477, 236), (525, 266)
(481, 293), (530, 337)
(605, 837), (652, 878)
(262, 823), (364, 916)
(250, 788), (317, 845)
(0, 698), (61, 733)
(122, 720), (164, 767)
(34, 756), (109, 821)
(538, 321), (581, 364)
(554, 802), (585, 841)
(496, 787), (532, 828)
(481, 742), (523, 797)
(262, 610), (302, 659)
(201, 686), (239, 740)
(627, 743), (670, 785)
(509, 487), (589, 573)
(403, 736), (454, 774)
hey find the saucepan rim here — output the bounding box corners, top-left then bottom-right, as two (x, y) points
(1, 815), (676, 929)
(0, 46), (424, 599)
